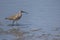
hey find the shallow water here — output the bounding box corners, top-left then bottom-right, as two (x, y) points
(0, 0), (60, 40)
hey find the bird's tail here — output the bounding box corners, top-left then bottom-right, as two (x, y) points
(5, 18), (8, 19)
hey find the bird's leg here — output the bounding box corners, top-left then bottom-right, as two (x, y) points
(16, 21), (17, 25)
(15, 20), (20, 26)
(12, 20), (15, 26)
(16, 20), (18, 25)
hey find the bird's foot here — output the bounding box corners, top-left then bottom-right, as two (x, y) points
(15, 24), (20, 26)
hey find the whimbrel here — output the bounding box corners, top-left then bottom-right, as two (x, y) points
(5, 10), (28, 25)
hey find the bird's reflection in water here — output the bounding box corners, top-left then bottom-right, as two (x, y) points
(0, 22), (31, 40)
(7, 28), (24, 40)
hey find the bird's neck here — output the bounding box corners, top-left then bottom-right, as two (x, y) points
(18, 11), (21, 13)
(17, 11), (22, 16)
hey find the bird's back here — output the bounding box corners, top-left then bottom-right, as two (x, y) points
(5, 13), (22, 20)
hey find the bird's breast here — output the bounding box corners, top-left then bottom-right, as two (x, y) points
(14, 14), (22, 20)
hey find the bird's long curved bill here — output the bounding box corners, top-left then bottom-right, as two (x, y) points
(22, 11), (28, 14)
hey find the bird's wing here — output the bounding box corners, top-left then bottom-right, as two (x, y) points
(5, 14), (17, 20)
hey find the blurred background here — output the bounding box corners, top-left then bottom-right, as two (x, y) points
(0, 0), (60, 40)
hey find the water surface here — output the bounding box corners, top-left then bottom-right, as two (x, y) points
(0, 0), (60, 40)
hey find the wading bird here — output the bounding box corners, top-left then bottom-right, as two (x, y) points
(5, 10), (28, 25)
